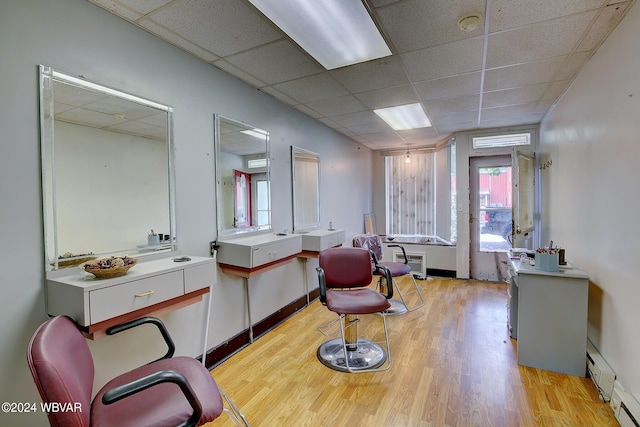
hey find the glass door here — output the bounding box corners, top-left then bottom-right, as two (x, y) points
(470, 156), (512, 280)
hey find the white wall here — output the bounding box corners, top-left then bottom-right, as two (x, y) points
(540, 1), (640, 403)
(0, 1), (371, 425)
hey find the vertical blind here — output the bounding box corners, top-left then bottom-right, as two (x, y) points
(386, 151), (435, 236)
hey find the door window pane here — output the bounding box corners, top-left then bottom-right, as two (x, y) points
(478, 166), (512, 252)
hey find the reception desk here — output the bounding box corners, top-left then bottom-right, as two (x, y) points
(508, 258), (590, 377)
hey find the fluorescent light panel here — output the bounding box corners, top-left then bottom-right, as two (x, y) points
(247, 0), (391, 70)
(374, 103), (432, 130)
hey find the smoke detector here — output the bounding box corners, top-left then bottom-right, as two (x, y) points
(457, 13), (482, 32)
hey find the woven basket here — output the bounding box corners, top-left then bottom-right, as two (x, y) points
(82, 257), (138, 278)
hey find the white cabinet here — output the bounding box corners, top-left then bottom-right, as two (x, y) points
(300, 229), (345, 253)
(509, 258), (589, 376)
(216, 233), (302, 269)
(46, 255), (216, 337)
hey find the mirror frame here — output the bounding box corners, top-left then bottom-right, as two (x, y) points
(39, 65), (177, 271)
(214, 114), (271, 237)
(291, 146), (321, 232)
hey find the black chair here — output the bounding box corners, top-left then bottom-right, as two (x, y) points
(316, 247), (394, 373)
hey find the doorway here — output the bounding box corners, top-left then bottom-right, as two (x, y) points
(470, 156), (512, 280)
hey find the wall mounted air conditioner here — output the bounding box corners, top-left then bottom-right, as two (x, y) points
(393, 251), (426, 279)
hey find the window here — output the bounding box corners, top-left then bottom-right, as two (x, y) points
(254, 178), (270, 227)
(472, 133), (530, 149)
(385, 144), (456, 241)
(385, 151), (435, 236)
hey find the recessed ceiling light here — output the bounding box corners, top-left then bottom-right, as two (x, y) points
(247, 0), (392, 70)
(374, 103), (432, 130)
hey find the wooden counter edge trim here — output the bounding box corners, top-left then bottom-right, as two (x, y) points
(82, 287), (209, 339)
(218, 255), (297, 278)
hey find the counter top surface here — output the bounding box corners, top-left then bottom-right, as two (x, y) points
(509, 258), (589, 279)
(47, 255), (215, 290)
(219, 232), (302, 246)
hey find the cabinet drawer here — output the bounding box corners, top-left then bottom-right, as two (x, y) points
(184, 261), (216, 293)
(251, 240), (299, 267)
(89, 271), (184, 324)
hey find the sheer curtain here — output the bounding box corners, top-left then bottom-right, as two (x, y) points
(386, 151), (435, 236)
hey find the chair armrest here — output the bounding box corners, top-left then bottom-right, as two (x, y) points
(387, 244), (408, 264)
(375, 264), (393, 299)
(316, 267), (327, 304)
(106, 317), (175, 363)
(101, 369), (202, 427)
(367, 249), (381, 264)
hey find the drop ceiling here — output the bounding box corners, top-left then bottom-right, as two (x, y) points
(89, 0), (634, 150)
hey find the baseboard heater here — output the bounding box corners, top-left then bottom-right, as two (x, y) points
(616, 391), (640, 427)
(586, 339), (615, 402)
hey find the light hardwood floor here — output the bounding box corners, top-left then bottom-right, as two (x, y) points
(205, 277), (617, 426)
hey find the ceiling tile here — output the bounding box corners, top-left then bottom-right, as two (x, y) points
(375, 0), (487, 53)
(140, 20), (219, 62)
(486, 11), (597, 68)
(306, 95), (368, 117)
(482, 84), (549, 109)
(272, 74), (349, 103)
(326, 110), (381, 128)
(431, 110), (479, 126)
(354, 85), (419, 109)
(401, 38), (485, 81)
(577, 2), (630, 51)
(211, 60), (267, 88)
(483, 56), (566, 91)
(414, 72), (482, 100)
(540, 80), (570, 100)
(225, 40), (323, 85)
(489, 0), (604, 32)
(143, 0), (282, 57)
(88, 0), (146, 20)
(330, 56), (410, 93)
(426, 94), (481, 116)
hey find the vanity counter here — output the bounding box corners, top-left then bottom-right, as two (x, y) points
(216, 233), (302, 273)
(47, 255), (216, 338)
(299, 228), (345, 255)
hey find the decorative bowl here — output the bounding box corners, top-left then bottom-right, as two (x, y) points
(82, 256), (138, 278)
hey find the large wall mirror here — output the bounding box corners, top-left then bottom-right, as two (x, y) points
(40, 65), (176, 271)
(291, 146), (320, 232)
(214, 114), (271, 237)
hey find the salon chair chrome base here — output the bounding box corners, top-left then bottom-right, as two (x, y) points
(383, 299), (409, 316)
(317, 338), (387, 372)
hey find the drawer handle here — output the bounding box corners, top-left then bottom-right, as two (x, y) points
(134, 290), (155, 298)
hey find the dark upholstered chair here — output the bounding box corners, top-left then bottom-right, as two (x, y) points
(353, 234), (425, 315)
(27, 315), (248, 427)
(316, 247), (394, 373)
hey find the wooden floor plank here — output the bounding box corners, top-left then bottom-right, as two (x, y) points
(205, 277), (617, 426)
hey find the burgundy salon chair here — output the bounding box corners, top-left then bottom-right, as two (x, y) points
(316, 247), (394, 373)
(27, 315), (243, 427)
(353, 233), (425, 315)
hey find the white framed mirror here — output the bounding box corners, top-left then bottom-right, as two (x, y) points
(214, 114), (271, 237)
(40, 65), (176, 271)
(291, 146), (320, 232)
